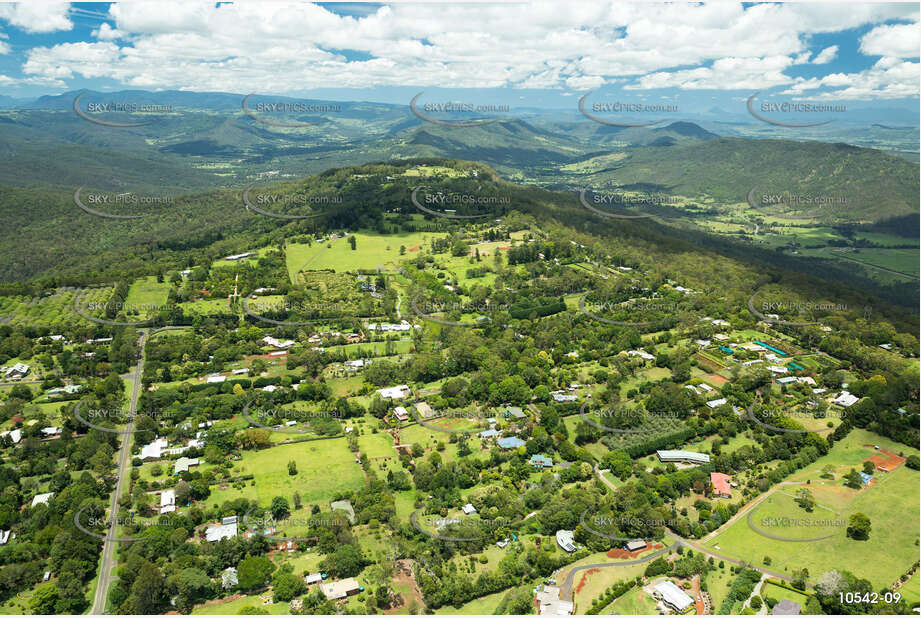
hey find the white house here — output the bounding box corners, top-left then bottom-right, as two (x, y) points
(139, 438), (169, 460)
(31, 493), (53, 508)
(652, 580), (694, 613)
(160, 489), (176, 514)
(4, 363), (29, 379)
(377, 385), (410, 399)
(262, 336), (295, 350)
(205, 521), (238, 542)
(706, 398), (728, 409)
(833, 391), (860, 407)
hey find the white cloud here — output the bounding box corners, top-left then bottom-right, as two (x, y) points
(812, 45), (839, 64)
(0, 3), (72, 34)
(5, 2), (918, 101)
(781, 56), (920, 100)
(0, 74), (66, 88)
(860, 22), (920, 58)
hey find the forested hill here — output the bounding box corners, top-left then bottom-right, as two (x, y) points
(0, 158), (916, 324)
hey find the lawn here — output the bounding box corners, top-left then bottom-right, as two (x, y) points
(572, 562), (647, 611)
(125, 275), (171, 314)
(704, 564), (736, 610)
(199, 438), (365, 509)
(192, 594), (291, 615)
(286, 231), (433, 278)
(900, 569), (921, 607)
(433, 588), (509, 614)
(761, 581), (811, 606)
(706, 433), (920, 589)
(602, 584), (659, 615)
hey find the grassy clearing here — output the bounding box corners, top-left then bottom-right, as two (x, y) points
(602, 583), (659, 615)
(125, 276), (171, 313)
(199, 438), (365, 509)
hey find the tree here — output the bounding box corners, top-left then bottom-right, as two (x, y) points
(349, 236), (357, 250)
(846, 513), (871, 540)
(237, 556), (275, 592)
(288, 460), (297, 476)
(750, 596), (762, 610)
(843, 468), (862, 489)
(906, 454), (920, 470)
(30, 583), (59, 614)
(271, 496), (290, 519)
(321, 544), (366, 578)
(124, 563), (167, 615)
(862, 461), (875, 475)
(271, 570), (305, 602)
(795, 488), (815, 512)
(170, 568), (212, 612)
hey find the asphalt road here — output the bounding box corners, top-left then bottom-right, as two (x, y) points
(90, 328), (149, 614)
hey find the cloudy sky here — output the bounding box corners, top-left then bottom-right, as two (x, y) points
(0, 2), (917, 109)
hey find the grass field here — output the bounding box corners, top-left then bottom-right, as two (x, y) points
(761, 581), (811, 606)
(572, 562), (647, 611)
(706, 431), (920, 589)
(705, 565), (735, 611)
(125, 276), (171, 315)
(900, 569), (921, 607)
(286, 231), (433, 279)
(199, 438), (365, 509)
(192, 594), (291, 615)
(433, 588), (508, 614)
(602, 584), (659, 615)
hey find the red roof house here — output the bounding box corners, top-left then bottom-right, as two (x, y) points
(710, 472), (732, 498)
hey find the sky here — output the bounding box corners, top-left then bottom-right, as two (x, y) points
(0, 1), (917, 111)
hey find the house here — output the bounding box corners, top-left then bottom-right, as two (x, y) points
(706, 398), (728, 409)
(139, 438), (168, 460)
(224, 252), (254, 261)
(47, 385), (83, 397)
(695, 339), (711, 347)
(4, 363), (29, 379)
(652, 580), (694, 612)
(859, 472), (874, 486)
(205, 521), (238, 542)
(85, 337), (113, 344)
(393, 406), (409, 421)
(711, 472), (732, 498)
(1, 429), (21, 444)
(536, 585), (573, 615)
(812, 388), (827, 394)
(833, 391), (859, 407)
(713, 333), (730, 341)
(506, 406), (526, 419)
(330, 500), (356, 524)
(552, 392), (577, 403)
(772, 599), (802, 615)
(232, 368), (250, 375)
(698, 383), (714, 392)
(160, 489), (176, 514)
(320, 578), (361, 600)
(262, 384), (278, 393)
(625, 539), (646, 552)
(742, 359), (763, 366)
(768, 366), (789, 374)
(205, 375), (226, 384)
(222, 567), (238, 590)
(461, 503), (477, 515)
(627, 350), (655, 361)
(656, 450), (710, 465)
(479, 429), (500, 439)
(31, 493), (53, 508)
(344, 359), (367, 370)
(40, 427), (61, 437)
(174, 457), (200, 475)
(304, 572), (323, 585)
(497, 437), (525, 450)
(262, 336), (295, 350)
(777, 376), (798, 385)
(377, 385), (410, 400)
(368, 320), (412, 332)
(556, 529), (577, 553)
(529, 454), (553, 468)
(0, 530), (11, 545)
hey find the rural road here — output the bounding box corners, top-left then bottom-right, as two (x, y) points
(91, 326), (186, 614)
(560, 542), (678, 603)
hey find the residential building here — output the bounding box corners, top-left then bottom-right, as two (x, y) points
(139, 438), (168, 460)
(706, 398), (728, 409)
(262, 336), (295, 350)
(415, 401), (435, 418)
(205, 521), (238, 542)
(506, 406), (526, 419)
(529, 454), (553, 468)
(711, 472), (732, 498)
(222, 567), (238, 590)
(536, 585), (573, 615)
(377, 385), (410, 399)
(330, 500), (356, 524)
(320, 578), (361, 600)
(772, 599), (802, 615)
(625, 539), (647, 552)
(4, 363), (29, 379)
(393, 406), (409, 421)
(652, 580), (694, 612)
(497, 437), (525, 450)
(656, 450), (710, 465)
(31, 493), (53, 508)
(160, 489), (176, 514)
(833, 391), (860, 407)
(174, 457), (200, 475)
(556, 529), (577, 553)
(461, 503), (477, 515)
